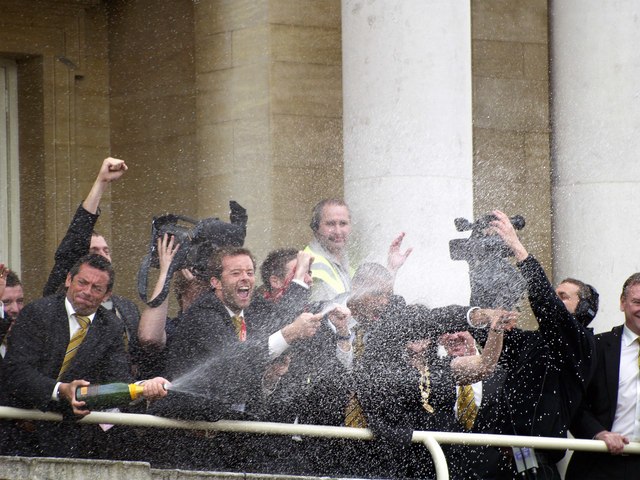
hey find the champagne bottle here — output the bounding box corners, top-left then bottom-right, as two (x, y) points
(76, 382), (144, 410)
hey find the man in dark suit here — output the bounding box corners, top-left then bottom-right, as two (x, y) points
(42, 157), (143, 379)
(438, 330), (506, 480)
(566, 272), (640, 479)
(2, 254), (167, 458)
(491, 210), (596, 479)
(0, 268), (23, 367)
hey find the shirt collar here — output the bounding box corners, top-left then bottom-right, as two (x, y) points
(621, 324), (640, 347)
(223, 305), (244, 318)
(64, 297), (96, 322)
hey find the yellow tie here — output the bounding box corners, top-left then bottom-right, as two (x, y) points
(457, 384), (478, 430)
(419, 364), (435, 413)
(58, 315), (90, 380)
(345, 392), (367, 428)
(353, 326), (365, 360)
(232, 315), (246, 342)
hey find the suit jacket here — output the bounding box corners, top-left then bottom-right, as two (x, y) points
(41, 203), (143, 379)
(565, 325), (624, 479)
(152, 291), (269, 421)
(495, 256), (596, 453)
(438, 367), (506, 480)
(1, 293), (131, 457)
(2, 293), (131, 411)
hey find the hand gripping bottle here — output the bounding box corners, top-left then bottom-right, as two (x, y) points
(75, 383), (145, 409)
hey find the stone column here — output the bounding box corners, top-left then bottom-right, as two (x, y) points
(342, 0), (473, 305)
(550, 1), (640, 332)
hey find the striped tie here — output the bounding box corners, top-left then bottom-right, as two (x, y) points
(457, 384), (478, 430)
(58, 315), (90, 380)
(232, 315), (246, 342)
(345, 325), (367, 428)
(345, 392), (367, 428)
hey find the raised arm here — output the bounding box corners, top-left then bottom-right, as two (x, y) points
(43, 158), (128, 296)
(138, 234), (180, 350)
(82, 157), (128, 214)
(450, 314), (515, 384)
(387, 232), (413, 277)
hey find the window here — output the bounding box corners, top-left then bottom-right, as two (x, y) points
(0, 58), (20, 273)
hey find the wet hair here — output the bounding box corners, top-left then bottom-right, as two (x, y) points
(5, 270), (21, 288)
(309, 198), (350, 232)
(173, 271), (209, 311)
(208, 246), (255, 281)
(621, 272), (640, 298)
(352, 262), (393, 292)
(560, 278), (592, 302)
(69, 253), (115, 292)
(260, 248), (298, 292)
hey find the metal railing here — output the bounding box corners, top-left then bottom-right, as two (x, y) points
(1, 406), (639, 480)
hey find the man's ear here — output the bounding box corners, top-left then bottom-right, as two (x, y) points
(210, 277), (220, 291)
(269, 275), (283, 291)
(65, 272), (73, 289)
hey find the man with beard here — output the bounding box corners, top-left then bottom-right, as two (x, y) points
(154, 246), (327, 472)
(566, 273), (640, 479)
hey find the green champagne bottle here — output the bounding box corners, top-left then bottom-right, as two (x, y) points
(75, 382), (144, 410)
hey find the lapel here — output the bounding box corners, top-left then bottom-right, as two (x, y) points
(60, 307), (117, 381)
(602, 326), (623, 417)
(51, 296), (72, 371)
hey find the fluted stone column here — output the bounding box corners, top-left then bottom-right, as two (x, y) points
(551, 1), (640, 332)
(342, 0), (473, 306)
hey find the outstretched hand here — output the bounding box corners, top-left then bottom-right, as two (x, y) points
(387, 232), (413, 275)
(470, 308), (519, 329)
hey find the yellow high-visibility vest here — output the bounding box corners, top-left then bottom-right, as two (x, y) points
(304, 245), (354, 296)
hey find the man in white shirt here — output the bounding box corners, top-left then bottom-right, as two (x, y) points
(567, 272), (640, 479)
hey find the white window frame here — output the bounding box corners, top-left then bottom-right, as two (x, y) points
(0, 58), (20, 274)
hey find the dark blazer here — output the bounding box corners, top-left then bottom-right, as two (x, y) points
(440, 367), (506, 480)
(1, 293), (131, 458)
(41, 203), (143, 379)
(496, 256), (596, 452)
(2, 293), (131, 411)
(565, 325), (625, 479)
(153, 290), (269, 421)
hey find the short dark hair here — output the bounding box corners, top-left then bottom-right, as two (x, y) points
(309, 198), (350, 232)
(208, 246), (255, 281)
(260, 248), (298, 292)
(69, 254), (115, 292)
(5, 270), (21, 288)
(560, 278), (592, 301)
(621, 272), (640, 298)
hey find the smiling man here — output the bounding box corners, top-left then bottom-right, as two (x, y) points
(304, 199), (354, 302)
(162, 246), (269, 398)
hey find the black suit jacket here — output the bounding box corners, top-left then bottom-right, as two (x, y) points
(496, 256), (596, 447)
(41, 203), (143, 379)
(566, 325), (624, 479)
(2, 293), (131, 412)
(0, 293), (131, 458)
(152, 291), (269, 421)
(438, 367), (506, 480)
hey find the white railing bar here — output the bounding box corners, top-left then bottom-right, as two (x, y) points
(1, 406), (639, 456)
(421, 435), (449, 480)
